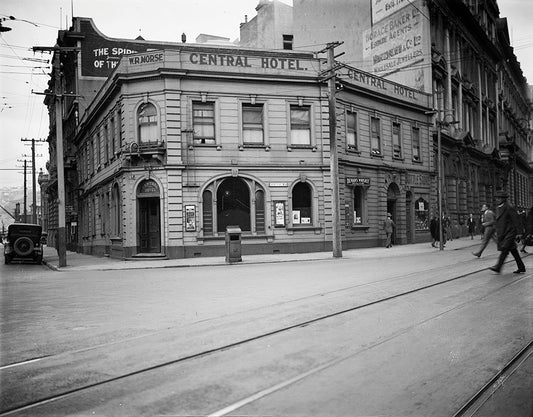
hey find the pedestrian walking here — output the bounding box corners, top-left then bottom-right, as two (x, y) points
(467, 213), (476, 239)
(472, 203), (496, 257)
(444, 214), (453, 240)
(489, 191), (525, 274)
(383, 212), (395, 248)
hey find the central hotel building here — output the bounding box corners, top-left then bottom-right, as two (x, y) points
(46, 18), (434, 259)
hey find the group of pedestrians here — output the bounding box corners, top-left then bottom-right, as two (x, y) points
(385, 190), (532, 274)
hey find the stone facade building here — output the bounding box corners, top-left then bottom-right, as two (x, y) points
(42, 17), (432, 258)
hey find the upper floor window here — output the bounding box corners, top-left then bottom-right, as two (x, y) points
(193, 102), (216, 145)
(370, 117), (381, 155)
(137, 102), (158, 143)
(412, 127), (421, 162)
(392, 122), (402, 159)
(290, 105), (311, 145)
(242, 104), (264, 145)
(347, 111), (358, 151)
(283, 34), (294, 50)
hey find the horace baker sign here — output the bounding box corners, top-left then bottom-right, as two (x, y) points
(363, 2), (424, 75)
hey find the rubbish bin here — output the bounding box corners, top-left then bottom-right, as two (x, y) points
(225, 225), (242, 263)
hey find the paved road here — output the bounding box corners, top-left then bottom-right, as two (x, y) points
(1, 238), (531, 416)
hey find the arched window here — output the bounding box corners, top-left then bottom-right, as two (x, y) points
(255, 189), (265, 232)
(202, 190), (213, 236)
(201, 177), (266, 235)
(137, 103), (158, 143)
(291, 182), (312, 224)
(217, 177), (250, 232)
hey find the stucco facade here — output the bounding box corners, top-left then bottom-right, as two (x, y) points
(43, 17), (434, 259)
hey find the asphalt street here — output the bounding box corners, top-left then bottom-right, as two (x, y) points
(1, 237), (532, 416)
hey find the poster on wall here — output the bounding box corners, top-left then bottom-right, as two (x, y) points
(185, 205), (196, 232)
(274, 201), (286, 227)
(292, 210), (301, 224)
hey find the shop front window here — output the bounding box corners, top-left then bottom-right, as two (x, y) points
(291, 182), (312, 225)
(415, 197), (429, 230)
(353, 186), (366, 224)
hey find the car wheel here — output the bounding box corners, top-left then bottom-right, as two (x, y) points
(35, 254), (43, 264)
(5, 255), (11, 265)
(14, 237), (34, 257)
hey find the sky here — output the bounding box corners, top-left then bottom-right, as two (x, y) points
(0, 0), (532, 189)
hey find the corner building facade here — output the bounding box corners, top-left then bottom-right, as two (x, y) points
(45, 18), (432, 259)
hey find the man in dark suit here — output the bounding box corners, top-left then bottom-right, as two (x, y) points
(490, 190), (526, 274)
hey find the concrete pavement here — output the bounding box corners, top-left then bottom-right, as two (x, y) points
(42, 237), (487, 271)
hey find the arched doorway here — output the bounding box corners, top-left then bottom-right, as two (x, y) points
(387, 183), (401, 244)
(217, 177), (251, 232)
(136, 179), (161, 253)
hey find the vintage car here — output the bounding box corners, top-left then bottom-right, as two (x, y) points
(4, 223), (43, 264)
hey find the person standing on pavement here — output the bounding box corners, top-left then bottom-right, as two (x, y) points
(430, 214), (439, 247)
(489, 191), (526, 274)
(519, 206), (533, 253)
(472, 203), (496, 257)
(383, 212), (395, 248)
(467, 213), (476, 239)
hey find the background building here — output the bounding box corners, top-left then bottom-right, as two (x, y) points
(240, 0), (533, 236)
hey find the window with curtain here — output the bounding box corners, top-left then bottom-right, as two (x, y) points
(370, 117), (381, 155)
(242, 104), (264, 144)
(193, 102), (215, 144)
(392, 122), (402, 159)
(412, 127), (421, 162)
(290, 105), (311, 145)
(347, 111), (358, 150)
(137, 102), (158, 143)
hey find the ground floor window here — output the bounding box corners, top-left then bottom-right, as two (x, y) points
(202, 176), (266, 235)
(291, 182), (312, 225)
(353, 186), (366, 224)
(415, 197), (429, 230)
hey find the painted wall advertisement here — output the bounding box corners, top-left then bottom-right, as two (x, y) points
(371, 0), (409, 24)
(80, 19), (149, 77)
(364, 1), (428, 91)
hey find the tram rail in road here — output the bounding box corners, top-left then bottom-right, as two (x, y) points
(1, 260), (531, 416)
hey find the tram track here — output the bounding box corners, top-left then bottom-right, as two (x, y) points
(452, 339), (533, 417)
(1, 262), (530, 415)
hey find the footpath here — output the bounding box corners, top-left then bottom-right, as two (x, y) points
(42, 237), (485, 271)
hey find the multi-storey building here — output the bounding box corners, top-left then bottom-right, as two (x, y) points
(242, 0), (532, 235)
(42, 17), (432, 258)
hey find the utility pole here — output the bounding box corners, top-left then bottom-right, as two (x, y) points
(33, 44), (78, 267)
(16, 158), (29, 222)
(318, 41), (344, 258)
(21, 138), (46, 224)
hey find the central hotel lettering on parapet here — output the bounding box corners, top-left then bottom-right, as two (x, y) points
(124, 50), (423, 106)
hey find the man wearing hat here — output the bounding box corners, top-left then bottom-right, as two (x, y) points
(490, 190), (526, 274)
(383, 212), (395, 248)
